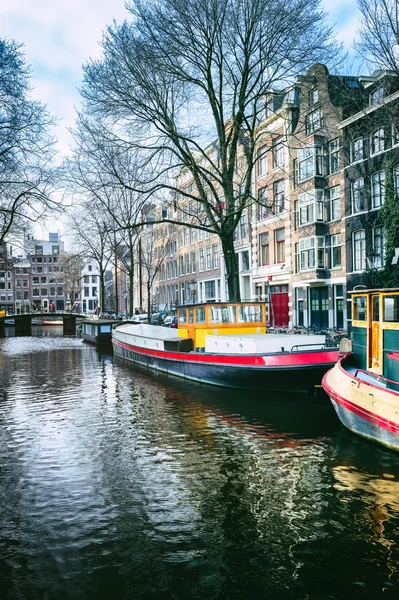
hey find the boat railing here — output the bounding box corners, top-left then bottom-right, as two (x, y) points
(351, 367), (393, 388)
(290, 343), (327, 352)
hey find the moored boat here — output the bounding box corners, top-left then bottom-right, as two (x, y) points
(43, 320), (63, 326)
(80, 319), (118, 346)
(323, 288), (399, 450)
(113, 302), (340, 392)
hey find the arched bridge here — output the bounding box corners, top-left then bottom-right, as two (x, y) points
(0, 312), (86, 337)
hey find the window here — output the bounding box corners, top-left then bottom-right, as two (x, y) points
(351, 138), (363, 162)
(328, 139), (339, 173)
(198, 228), (203, 242)
(259, 233), (269, 266)
(88, 265), (92, 272)
(371, 128), (385, 155)
(57, 287), (63, 296)
(329, 186), (340, 221)
(241, 251), (250, 272)
(185, 253), (190, 274)
(273, 180), (284, 214)
(296, 191), (324, 226)
(257, 186), (270, 220)
(199, 249), (204, 271)
(190, 229), (195, 244)
(184, 229), (189, 246)
(275, 228), (285, 263)
(41, 288), (47, 296)
(297, 145), (324, 182)
(352, 178), (365, 213)
(353, 296), (367, 321)
(191, 251), (196, 273)
(331, 234), (342, 268)
(213, 245), (219, 268)
(369, 87), (384, 105)
(91, 276), (96, 283)
(309, 88), (319, 105)
(84, 276), (89, 283)
(257, 146), (268, 176)
(299, 237), (325, 270)
(84, 287), (90, 297)
(371, 226), (384, 268)
(179, 231), (183, 248)
(179, 255), (184, 276)
(210, 305), (236, 323)
(33, 288), (39, 297)
(305, 108), (323, 134)
(238, 305), (262, 323)
(383, 296), (399, 322)
(273, 138), (284, 169)
(353, 230), (366, 271)
(196, 307), (206, 323)
(240, 214), (247, 238)
(371, 171), (385, 208)
(206, 246), (212, 270)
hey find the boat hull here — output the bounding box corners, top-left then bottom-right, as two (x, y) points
(113, 337), (338, 393)
(322, 358), (399, 450)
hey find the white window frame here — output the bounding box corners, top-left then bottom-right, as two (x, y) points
(296, 190), (324, 226)
(371, 171), (385, 208)
(352, 178), (365, 213)
(370, 128), (385, 155)
(331, 234), (342, 268)
(299, 237), (325, 271)
(328, 139), (339, 174)
(353, 230), (366, 272)
(329, 186), (340, 221)
(305, 108), (323, 135)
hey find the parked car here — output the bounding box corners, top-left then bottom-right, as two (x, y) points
(131, 313), (148, 324)
(162, 315), (178, 328)
(150, 312), (167, 325)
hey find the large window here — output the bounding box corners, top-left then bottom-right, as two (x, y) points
(213, 245), (219, 268)
(371, 171), (385, 208)
(273, 180), (284, 214)
(329, 186), (340, 221)
(191, 251), (196, 273)
(353, 230), (366, 271)
(240, 214), (247, 238)
(331, 234), (342, 268)
(299, 237), (325, 270)
(259, 233), (269, 265)
(206, 246), (212, 270)
(306, 108), (323, 134)
(199, 249), (204, 271)
(328, 139), (339, 173)
(372, 226), (384, 268)
(257, 146), (268, 176)
(297, 145), (324, 182)
(275, 228), (285, 263)
(257, 186), (269, 220)
(371, 128), (385, 155)
(296, 190), (324, 226)
(272, 138), (284, 169)
(179, 255), (184, 275)
(185, 253), (190, 274)
(352, 178), (365, 213)
(351, 138), (363, 162)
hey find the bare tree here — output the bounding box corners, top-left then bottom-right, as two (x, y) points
(68, 202), (112, 312)
(79, 0), (340, 301)
(60, 251), (85, 311)
(355, 0), (399, 75)
(0, 38), (61, 246)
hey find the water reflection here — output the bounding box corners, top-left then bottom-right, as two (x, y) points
(0, 336), (399, 598)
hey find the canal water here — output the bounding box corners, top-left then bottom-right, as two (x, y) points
(1, 331), (399, 599)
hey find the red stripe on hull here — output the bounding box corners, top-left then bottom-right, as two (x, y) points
(113, 338), (338, 368)
(322, 367), (399, 436)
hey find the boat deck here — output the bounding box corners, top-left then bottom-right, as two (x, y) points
(345, 365), (388, 389)
(205, 333), (327, 354)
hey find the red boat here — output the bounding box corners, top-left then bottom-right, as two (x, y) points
(113, 302), (339, 393)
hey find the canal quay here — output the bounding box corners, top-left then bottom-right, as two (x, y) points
(1, 330), (399, 600)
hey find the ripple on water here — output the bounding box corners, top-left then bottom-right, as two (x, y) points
(1, 336), (399, 599)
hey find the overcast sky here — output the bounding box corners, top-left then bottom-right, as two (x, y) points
(0, 0), (361, 237)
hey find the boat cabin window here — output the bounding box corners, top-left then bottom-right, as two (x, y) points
(179, 308), (187, 325)
(100, 325), (112, 333)
(238, 305), (262, 323)
(196, 307), (206, 324)
(210, 306), (236, 324)
(383, 296), (399, 322)
(372, 296), (380, 322)
(353, 296), (367, 321)
(189, 307), (194, 324)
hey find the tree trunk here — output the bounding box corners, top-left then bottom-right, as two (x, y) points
(221, 234), (241, 302)
(129, 238), (134, 317)
(99, 266), (105, 313)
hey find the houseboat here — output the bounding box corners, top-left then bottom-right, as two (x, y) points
(79, 319), (118, 346)
(112, 302), (340, 392)
(323, 288), (399, 451)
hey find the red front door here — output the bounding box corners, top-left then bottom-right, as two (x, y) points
(270, 293), (289, 327)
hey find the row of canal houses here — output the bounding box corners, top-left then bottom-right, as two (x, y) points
(152, 63), (399, 331)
